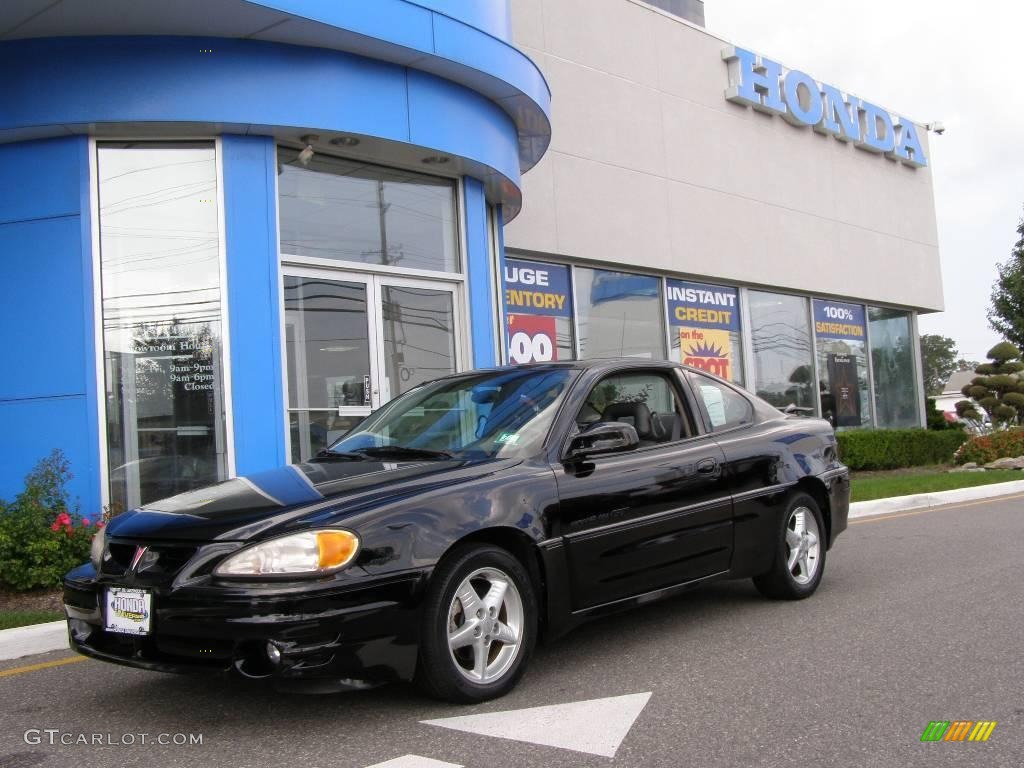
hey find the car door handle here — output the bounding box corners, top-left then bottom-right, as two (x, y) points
(696, 458), (719, 475)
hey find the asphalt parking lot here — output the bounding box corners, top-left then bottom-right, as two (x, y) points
(1, 495), (1021, 768)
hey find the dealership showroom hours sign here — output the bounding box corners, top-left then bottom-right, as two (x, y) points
(503, 259), (571, 363)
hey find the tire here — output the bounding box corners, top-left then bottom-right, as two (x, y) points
(416, 544), (537, 703)
(752, 492), (826, 600)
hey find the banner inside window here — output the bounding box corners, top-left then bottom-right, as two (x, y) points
(666, 279), (742, 383)
(503, 259), (574, 363)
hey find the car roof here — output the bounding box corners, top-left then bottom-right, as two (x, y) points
(462, 358), (688, 375)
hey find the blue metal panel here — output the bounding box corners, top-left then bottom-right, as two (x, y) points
(0, 397), (96, 510)
(0, 216), (86, 401)
(0, 139), (82, 225)
(495, 206), (508, 364)
(0, 37), (523, 191)
(0, 136), (100, 511)
(407, 69), (520, 184)
(404, 0), (513, 41)
(463, 177), (497, 367)
(221, 135), (287, 474)
(251, 0), (435, 51)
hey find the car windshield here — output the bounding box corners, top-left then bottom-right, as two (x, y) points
(326, 368), (578, 460)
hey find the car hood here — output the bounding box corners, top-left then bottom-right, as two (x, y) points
(105, 457), (519, 542)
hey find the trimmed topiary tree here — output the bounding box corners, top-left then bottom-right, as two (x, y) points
(958, 342), (1024, 427)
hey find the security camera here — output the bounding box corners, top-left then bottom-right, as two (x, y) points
(297, 134), (319, 166)
(926, 121), (945, 135)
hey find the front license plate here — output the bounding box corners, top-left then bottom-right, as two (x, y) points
(104, 587), (152, 636)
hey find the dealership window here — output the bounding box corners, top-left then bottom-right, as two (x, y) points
(869, 307), (919, 428)
(97, 143), (227, 512)
(748, 290), (816, 413)
(503, 258), (575, 363)
(575, 268), (665, 360)
(666, 279), (743, 384)
(812, 300), (871, 428)
(277, 147), (463, 462)
(278, 148), (458, 273)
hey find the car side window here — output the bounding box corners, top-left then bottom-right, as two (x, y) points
(576, 372), (693, 445)
(690, 373), (753, 432)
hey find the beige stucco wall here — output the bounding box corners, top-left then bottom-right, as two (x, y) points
(504, 0), (944, 312)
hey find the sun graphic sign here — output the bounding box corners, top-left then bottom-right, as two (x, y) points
(666, 279), (740, 381)
(680, 328), (732, 379)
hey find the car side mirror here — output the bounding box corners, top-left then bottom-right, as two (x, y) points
(564, 422), (640, 461)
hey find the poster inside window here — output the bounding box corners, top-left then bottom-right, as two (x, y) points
(503, 258), (574, 363)
(812, 299), (870, 428)
(665, 279), (743, 384)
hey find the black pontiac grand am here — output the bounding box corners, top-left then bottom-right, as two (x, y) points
(65, 359), (849, 703)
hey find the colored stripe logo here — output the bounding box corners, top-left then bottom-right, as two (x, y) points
(920, 721), (996, 742)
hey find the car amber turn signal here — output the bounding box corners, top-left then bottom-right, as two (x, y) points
(317, 530), (358, 569)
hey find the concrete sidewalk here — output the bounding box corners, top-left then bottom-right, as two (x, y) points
(848, 478), (1024, 519)
(0, 620), (68, 661)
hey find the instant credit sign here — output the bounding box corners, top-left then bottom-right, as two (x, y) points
(813, 299), (866, 342)
(503, 259), (571, 363)
(666, 279), (739, 380)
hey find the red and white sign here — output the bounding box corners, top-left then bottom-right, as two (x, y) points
(507, 314), (557, 364)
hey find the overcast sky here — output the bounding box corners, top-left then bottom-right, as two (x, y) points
(705, 0), (1024, 362)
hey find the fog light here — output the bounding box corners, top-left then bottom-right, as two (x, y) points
(266, 641), (282, 665)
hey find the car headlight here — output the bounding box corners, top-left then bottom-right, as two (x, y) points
(90, 525), (106, 570)
(214, 530), (360, 578)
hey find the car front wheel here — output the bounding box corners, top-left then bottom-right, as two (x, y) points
(416, 544), (537, 703)
(753, 492), (826, 600)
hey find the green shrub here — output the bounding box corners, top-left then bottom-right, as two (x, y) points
(0, 450), (102, 591)
(836, 429), (968, 471)
(954, 428), (1024, 466)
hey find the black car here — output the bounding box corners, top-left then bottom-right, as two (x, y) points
(65, 360), (849, 703)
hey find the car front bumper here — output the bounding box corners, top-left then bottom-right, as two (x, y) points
(63, 564), (428, 683)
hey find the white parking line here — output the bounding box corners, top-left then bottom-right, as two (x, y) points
(365, 757), (462, 768)
(421, 691), (652, 758)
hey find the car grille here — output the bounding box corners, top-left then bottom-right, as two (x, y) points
(102, 540), (199, 581)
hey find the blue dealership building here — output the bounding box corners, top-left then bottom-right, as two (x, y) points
(0, 0), (943, 516)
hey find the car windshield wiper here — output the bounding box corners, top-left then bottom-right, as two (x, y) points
(314, 448), (366, 461)
(353, 445), (456, 460)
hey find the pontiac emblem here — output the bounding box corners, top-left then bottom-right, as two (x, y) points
(129, 546), (149, 572)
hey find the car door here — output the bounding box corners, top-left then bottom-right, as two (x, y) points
(553, 368), (733, 611)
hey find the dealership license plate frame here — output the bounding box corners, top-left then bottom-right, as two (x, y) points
(104, 586), (153, 636)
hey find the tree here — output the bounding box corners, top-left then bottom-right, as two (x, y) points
(919, 334), (959, 396)
(956, 358), (980, 372)
(957, 342), (1024, 426)
(988, 214), (1024, 348)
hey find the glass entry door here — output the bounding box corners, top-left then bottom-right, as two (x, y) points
(284, 270), (461, 462)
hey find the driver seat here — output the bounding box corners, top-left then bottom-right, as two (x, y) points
(601, 402), (653, 441)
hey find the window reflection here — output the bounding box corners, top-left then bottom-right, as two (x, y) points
(869, 307), (920, 427)
(575, 268), (665, 360)
(749, 290), (816, 413)
(98, 143), (227, 512)
(278, 148), (458, 273)
(382, 286), (457, 398)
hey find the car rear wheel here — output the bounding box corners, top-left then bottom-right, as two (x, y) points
(416, 544), (537, 703)
(752, 492), (826, 600)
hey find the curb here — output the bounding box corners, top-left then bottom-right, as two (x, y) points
(849, 478), (1024, 520)
(0, 620), (69, 661)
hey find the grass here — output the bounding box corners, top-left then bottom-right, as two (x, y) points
(851, 468), (1023, 503)
(0, 610), (64, 630)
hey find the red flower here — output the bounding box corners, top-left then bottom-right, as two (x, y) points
(50, 522), (61, 532)
(81, 518), (91, 527)
(96, 521), (106, 529)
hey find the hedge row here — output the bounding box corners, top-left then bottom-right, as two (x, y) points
(954, 429), (1024, 466)
(836, 428), (968, 471)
